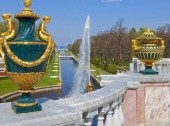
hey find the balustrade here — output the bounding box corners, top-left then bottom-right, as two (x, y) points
(0, 73), (140, 126)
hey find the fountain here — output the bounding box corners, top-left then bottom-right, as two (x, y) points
(70, 16), (91, 95)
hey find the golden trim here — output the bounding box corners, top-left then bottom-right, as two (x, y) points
(15, 11), (40, 19)
(18, 89), (35, 93)
(7, 42), (47, 45)
(14, 100), (38, 107)
(4, 38), (52, 68)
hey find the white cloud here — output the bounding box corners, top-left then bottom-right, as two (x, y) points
(101, 0), (122, 3)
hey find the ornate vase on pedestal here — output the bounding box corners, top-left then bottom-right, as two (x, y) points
(0, 0), (54, 113)
(132, 28), (165, 75)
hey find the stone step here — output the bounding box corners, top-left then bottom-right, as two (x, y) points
(50, 76), (59, 78)
(52, 70), (58, 72)
(0, 68), (5, 71)
(53, 66), (59, 68)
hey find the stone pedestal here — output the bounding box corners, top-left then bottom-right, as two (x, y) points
(122, 90), (137, 126)
(137, 84), (169, 125)
(123, 74), (170, 126)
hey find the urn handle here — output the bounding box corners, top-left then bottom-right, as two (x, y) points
(131, 39), (140, 51)
(0, 38), (4, 60)
(38, 16), (52, 42)
(38, 16), (55, 60)
(1, 13), (16, 40)
(0, 13), (16, 71)
(0, 38), (7, 71)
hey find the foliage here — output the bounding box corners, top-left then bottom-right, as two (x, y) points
(156, 24), (170, 58)
(68, 18), (170, 73)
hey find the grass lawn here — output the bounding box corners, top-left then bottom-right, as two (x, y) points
(0, 52), (61, 96)
(72, 53), (112, 80)
(90, 64), (111, 80)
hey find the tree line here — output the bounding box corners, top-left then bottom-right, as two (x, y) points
(68, 18), (170, 73)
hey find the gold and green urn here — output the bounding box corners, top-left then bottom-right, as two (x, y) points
(132, 28), (165, 74)
(0, 0), (54, 113)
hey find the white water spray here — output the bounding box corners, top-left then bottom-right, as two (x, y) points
(69, 16), (91, 95)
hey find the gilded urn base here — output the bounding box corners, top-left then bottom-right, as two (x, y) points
(140, 66), (158, 75)
(11, 93), (42, 114)
(7, 72), (44, 113)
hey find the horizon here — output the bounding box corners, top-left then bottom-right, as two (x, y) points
(0, 0), (170, 46)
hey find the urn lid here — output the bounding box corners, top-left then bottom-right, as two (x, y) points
(136, 28), (162, 40)
(15, 0), (40, 20)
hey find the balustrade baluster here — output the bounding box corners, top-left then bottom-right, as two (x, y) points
(97, 115), (104, 126)
(118, 105), (124, 125)
(83, 112), (92, 126)
(112, 106), (121, 126)
(84, 118), (92, 126)
(104, 108), (113, 126)
(97, 107), (104, 126)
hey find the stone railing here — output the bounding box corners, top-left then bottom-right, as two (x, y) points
(0, 74), (140, 126)
(1, 73), (170, 126)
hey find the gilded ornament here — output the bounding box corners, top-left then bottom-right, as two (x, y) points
(7, 72), (44, 93)
(0, 13), (16, 71)
(1, 13), (16, 40)
(38, 16), (55, 61)
(14, 100), (38, 107)
(4, 38), (52, 68)
(0, 38), (5, 60)
(0, 39), (7, 71)
(38, 16), (52, 42)
(132, 28), (165, 74)
(8, 42), (48, 45)
(24, 0), (32, 8)
(87, 83), (93, 92)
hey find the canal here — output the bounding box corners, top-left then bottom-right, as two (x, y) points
(60, 57), (100, 97)
(60, 58), (77, 96)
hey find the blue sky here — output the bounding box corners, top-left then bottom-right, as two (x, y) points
(0, 0), (170, 46)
